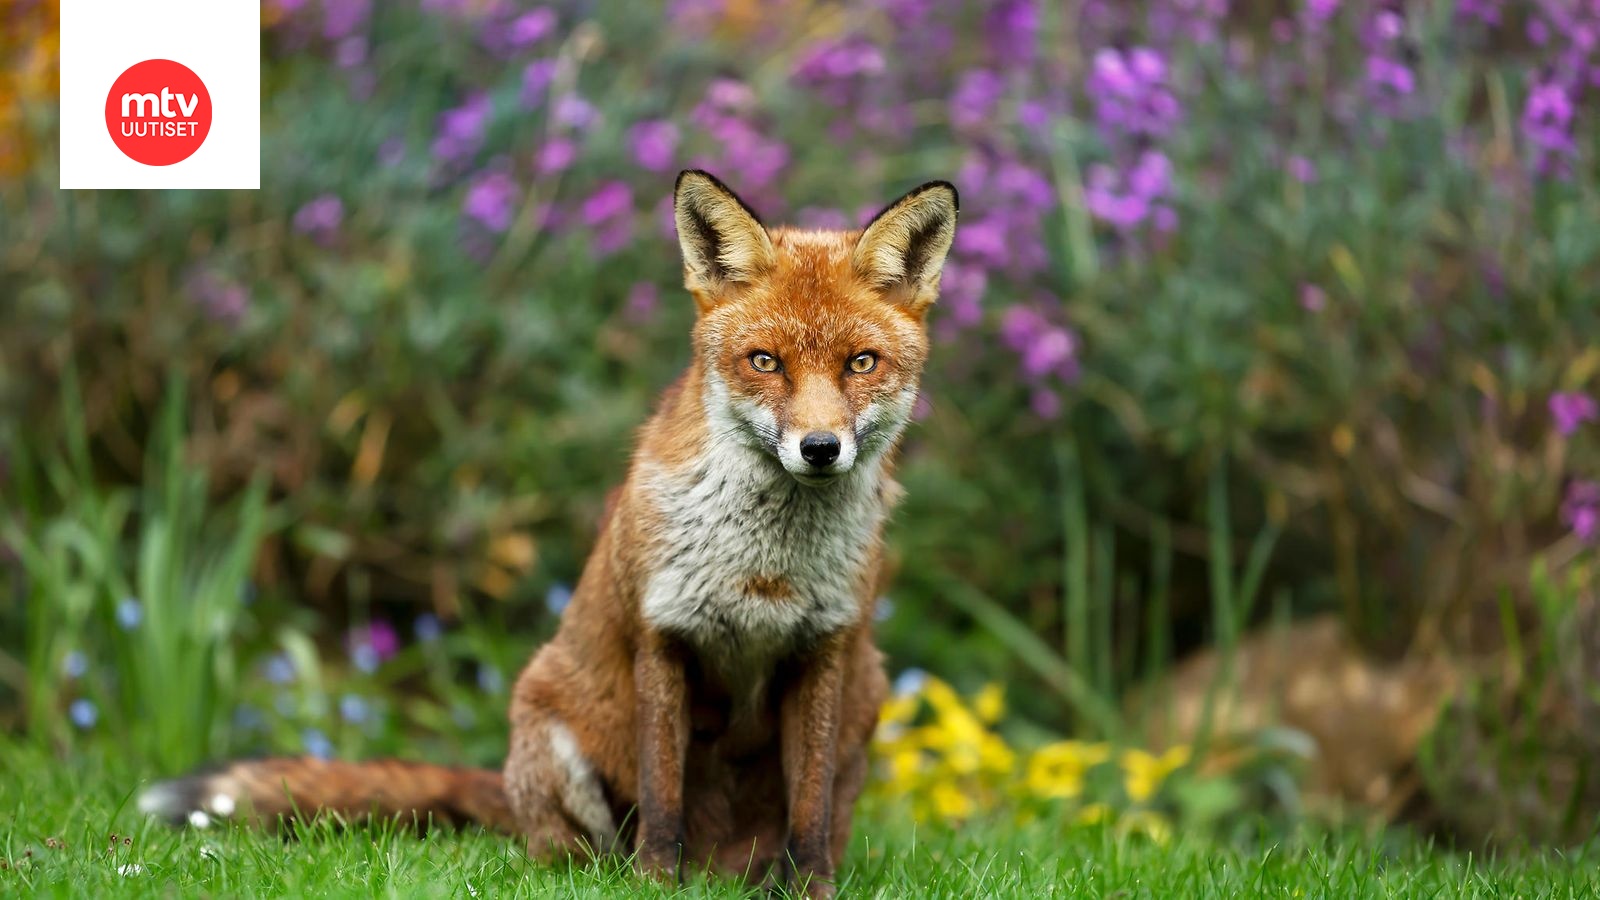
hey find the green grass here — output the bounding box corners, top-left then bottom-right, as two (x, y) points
(2, 743), (1597, 898)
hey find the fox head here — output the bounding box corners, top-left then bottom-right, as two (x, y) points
(673, 170), (958, 486)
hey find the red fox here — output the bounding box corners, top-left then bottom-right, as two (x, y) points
(139, 170), (958, 897)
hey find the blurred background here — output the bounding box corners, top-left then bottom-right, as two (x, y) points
(3, 0), (1599, 848)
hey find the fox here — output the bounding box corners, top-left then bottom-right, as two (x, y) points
(138, 170), (959, 897)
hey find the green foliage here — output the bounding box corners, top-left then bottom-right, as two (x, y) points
(1421, 558), (1600, 847)
(2, 375), (269, 770)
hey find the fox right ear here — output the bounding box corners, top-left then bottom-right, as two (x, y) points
(674, 170), (775, 308)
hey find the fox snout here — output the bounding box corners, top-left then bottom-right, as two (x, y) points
(782, 426), (855, 483)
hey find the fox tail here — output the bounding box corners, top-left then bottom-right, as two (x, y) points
(137, 758), (515, 832)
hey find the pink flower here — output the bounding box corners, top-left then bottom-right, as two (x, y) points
(1550, 392), (1598, 436)
(1299, 283), (1327, 312)
(1562, 480), (1600, 542)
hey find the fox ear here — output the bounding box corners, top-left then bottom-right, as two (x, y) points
(853, 181), (958, 314)
(674, 170), (775, 307)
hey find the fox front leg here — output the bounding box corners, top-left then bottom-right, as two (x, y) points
(779, 632), (848, 900)
(634, 631), (690, 883)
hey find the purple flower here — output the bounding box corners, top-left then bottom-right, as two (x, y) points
(535, 137), (577, 175)
(1286, 155), (1318, 183)
(463, 170), (520, 233)
(1299, 283), (1328, 312)
(956, 215), (1012, 268)
(1031, 387), (1063, 420)
(704, 77), (756, 111)
(985, 0), (1039, 64)
(1303, 0), (1339, 28)
(625, 282), (660, 322)
(628, 120), (680, 172)
(1366, 56), (1415, 98)
(292, 194), (344, 244)
(431, 92), (492, 163)
(793, 35), (885, 107)
(347, 620), (399, 673)
(1523, 79), (1578, 176)
(334, 35), (367, 69)
(1550, 392), (1598, 436)
(1000, 305), (1081, 387)
(185, 269), (249, 326)
(321, 0), (370, 40)
(506, 7), (556, 50)
(580, 182), (632, 226)
(545, 584), (573, 615)
(580, 182), (635, 256)
(1087, 46), (1180, 140)
(520, 59), (558, 110)
(939, 260), (988, 329)
(1084, 151), (1175, 233)
(950, 69), (1006, 130)
(1562, 480), (1600, 542)
(667, 0), (725, 34)
(69, 698), (98, 730)
(795, 207), (851, 230)
(553, 94), (598, 131)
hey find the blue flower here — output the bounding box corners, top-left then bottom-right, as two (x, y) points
(69, 698), (98, 729)
(262, 653), (297, 685)
(302, 728), (333, 759)
(892, 668), (928, 697)
(477, 664), (504, 694)
(545, 584), (573, 616)
(63, 650), (88, 678)
(413, 613), (443, 643)
(351, 644), (380, 674)
(875, 596), (895, 623)
(116, 596), (143, 629)
(339, 693), (370, 724)
(233, 705), (264, 731)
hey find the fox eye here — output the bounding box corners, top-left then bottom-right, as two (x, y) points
(750, 352), (780, 373)
(848, 352), (878, 374)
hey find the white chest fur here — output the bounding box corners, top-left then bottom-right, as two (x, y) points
(638, 442), (882, 672)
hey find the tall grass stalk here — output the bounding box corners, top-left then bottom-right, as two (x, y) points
(4, 372), (272, 770)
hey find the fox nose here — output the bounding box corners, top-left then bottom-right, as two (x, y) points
(799, 431), (841, 467)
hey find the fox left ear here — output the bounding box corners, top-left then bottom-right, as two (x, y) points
(674, 169), (776, 310)
(852, 181), (959, 314)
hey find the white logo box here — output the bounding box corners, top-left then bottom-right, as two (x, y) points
(60, 0), (260, 189)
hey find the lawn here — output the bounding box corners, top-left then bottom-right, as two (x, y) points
(2, 744), (1595, 899)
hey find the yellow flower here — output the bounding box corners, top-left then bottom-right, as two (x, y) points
(1120, 745), (1191, 802)
(1120, 810), (1174, 845)
(974, 683), (1005, 723)
(879, 693), (919, 728)
(978, 734), (1016, 775)
(929, 781), (974, 820)
(1076, 802), (1112, 825)
(1025, 741), (1111, 800)
(889, 748), (923, 785)
(921, 677), (964, 717)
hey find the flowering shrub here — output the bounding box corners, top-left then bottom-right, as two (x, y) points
(2, 2), (1599, 818)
